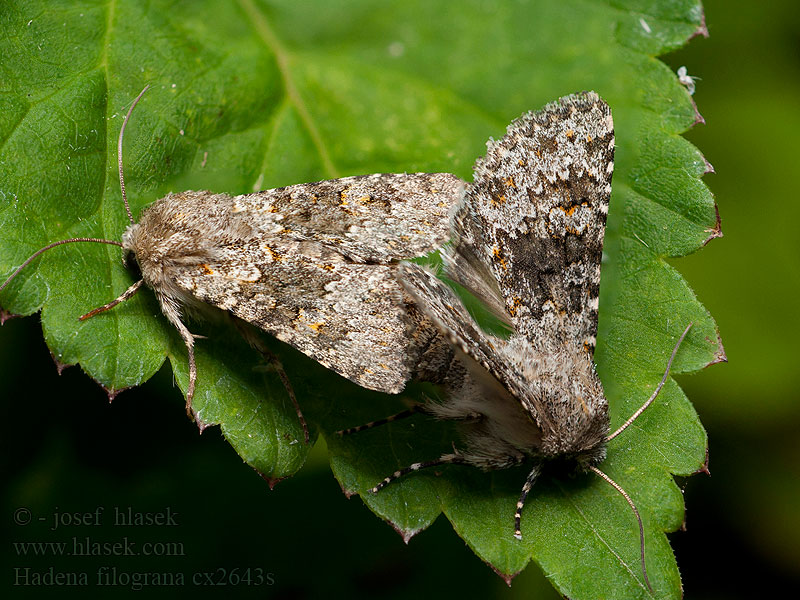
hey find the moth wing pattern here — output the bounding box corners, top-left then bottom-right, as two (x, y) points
(400, 92), (613, 456)
(398, 263), (506, 381)
(180, 253), (421, 394)
(244, 172), (465, 262)
(128, 173), (464, 394)
(445, 91), (614, 355)
(398, 263), (549, 466)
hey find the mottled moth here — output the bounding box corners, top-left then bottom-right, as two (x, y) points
(340, 92), (692, 591)
(0, 86), (464, 441)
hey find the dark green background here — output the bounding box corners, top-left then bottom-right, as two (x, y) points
(665, 0), (800, 596)
(2, 0), (798, 598)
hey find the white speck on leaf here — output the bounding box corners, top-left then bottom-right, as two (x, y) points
(388, 41), (405, 57)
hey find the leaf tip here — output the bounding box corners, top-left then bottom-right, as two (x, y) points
(258, 473), (288, 490)
(0, 308), (21, 325)
(693, 446), (710, 477)
(689, 10), (710, 40)
(489, 564), (518, 587)
(386, 520), (422, 545)
(48, 350), (74, 376)
(98, 382), (131, 403)
(400, 529), (418, 545)
(194, 417), (213, 434)
(702, 155), (716, 175)
(705, 333), (727, 368)
(336, 480), (357, 498)
(692, 106), (706, 127)
(702, 204), (723, 246)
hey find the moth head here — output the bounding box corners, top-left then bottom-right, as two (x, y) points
(121, 223), (140, 265)
(571, 441), (607, 472)
(502, 338), (610, 460)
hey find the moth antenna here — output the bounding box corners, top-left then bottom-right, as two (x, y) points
(513, 464), (541, 540)
(589, 465), (653, 593)
(370, 454), (466, 493)
(336, 405), (425, 436)
(606, 322), (693, 442)
(116, 85), (201, 427)
(70, 85), (152, 321)
(118, 84), (151, 226)
(2, 87), (153, 304)
(0, 238), (123, 295)
(78, 279), (144, 321)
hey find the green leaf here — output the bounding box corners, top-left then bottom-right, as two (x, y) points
(0, 0), (720, 598)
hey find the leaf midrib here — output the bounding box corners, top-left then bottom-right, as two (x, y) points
(237, 0), (338, 179)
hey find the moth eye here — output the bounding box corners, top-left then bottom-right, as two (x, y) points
(123, 250), (141, 277)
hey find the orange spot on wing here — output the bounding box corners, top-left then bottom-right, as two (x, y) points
(264, 246), (282, 261)
(492, 247), (508, 270)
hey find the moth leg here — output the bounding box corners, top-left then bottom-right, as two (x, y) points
(75, 279), (202, 425)
(153, 294), (201, 425)
(78, 279), (144, 321)
(232, 318), (309, 444)
(171, 315), (199, 423)
(513, 464), (541, 540)
(335, 404), (426, 436)
(370, 453), (467, 493)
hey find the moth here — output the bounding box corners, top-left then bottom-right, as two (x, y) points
(0, 86), (464, 441)
(339, 92), (692, 591)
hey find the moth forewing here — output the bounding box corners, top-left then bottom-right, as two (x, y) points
(123, 175), (463, 398)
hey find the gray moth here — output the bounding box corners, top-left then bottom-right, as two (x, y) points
(0, 86), (463, 442)
(341, 92), (691, 591)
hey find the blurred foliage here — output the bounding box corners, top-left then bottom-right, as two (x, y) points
(665, 0), (800, 596)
